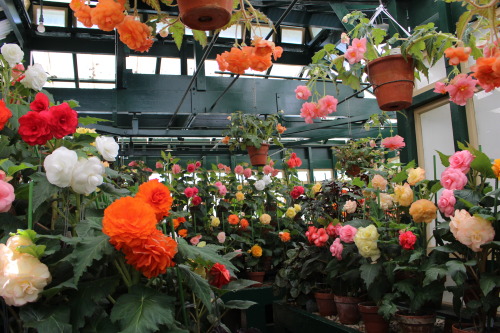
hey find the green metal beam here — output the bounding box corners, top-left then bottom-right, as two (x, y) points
(329, 2), (354, 32)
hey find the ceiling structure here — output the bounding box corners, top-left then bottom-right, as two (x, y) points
(0, 0), (406, 158)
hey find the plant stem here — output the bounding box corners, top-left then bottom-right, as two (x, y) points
(494, 178), (498, 218)
(170, 221), (189, 328)
(114, 259), (132, 288)
(27, 181), (34, 230)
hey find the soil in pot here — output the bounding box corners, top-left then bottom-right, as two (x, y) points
(333, 295), (363, 325)
(314, 292), (337, 317)
(395, 311), (436, 333)
(358, 302), (389, 333)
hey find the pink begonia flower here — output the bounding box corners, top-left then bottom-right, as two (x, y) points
(449, 150), (474, 173)
(339, 225), (357, 243)
(326, 223), (337, 237)
(438, 189), (456, 217)
(369, 140), (376, 148)
(192, 195), (202, 206)
(0, 180), (15, 212)
(218, 185), (227, 196)
(11, 63), (25, 81)
(305, 226), (318, 243)
(312, 228), (329, 247)
(128, 161), (138, 167)
(381, 135), (406, 151)
(450, 210), (495, 252)
(217, 232), (226, 244)
(217, 163), (225, 170)
(184, 187), (194, 198)
(351, 38), (367, 52)
(330, 238), (343, 260)
(171, 164), (182, 174)
(434, 81), (447, 94)
(224, 166), (231, 174)
(263, 165), (273, 175)
(155, 162), (163, 169)
(195, 161), (201, 168)
(345, 46), (364, 64)
(187, 163), (196, 173)
(0, 170), (6, 181)
(445, 74), (477, 106)
(300, 102), (318, 124)
(143, 167), (153, 172)
(234, 165), (244, 175)
(294, 85), (312, 100)
(440, 167), (468, 190)
(340, 32), (350, 44)
(243, 168), (252, 178)
(317, 95), (338, 117)
(190, 234), (202, 245)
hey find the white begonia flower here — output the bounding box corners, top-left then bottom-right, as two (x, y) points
(0, 254), (51, 306)
(263, 175), (272, 185)
(43, 146), (78, 188)
(1, 44), (24, 67)
(95, 136), (119, 162)
(254, 180), (266, 191)
(70, 157), (105, 194)
(20, 63), (47, 91)
(343, 200), (357, 214)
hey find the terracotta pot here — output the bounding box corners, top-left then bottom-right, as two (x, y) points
(366, 54), (415, 111)
(246, 271), (265, 287)
(177, 0), (233, 31)
(333, 295), (363, 325)
(451, 323), (480, 333)
(247, 143), (269, 166)
(395, 311), (436, 333)
(358, 302), (389, 333)
(314, 292), (337, 317)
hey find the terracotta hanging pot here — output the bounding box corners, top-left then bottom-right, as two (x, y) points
(358, 302), (389, 333)
(366, 54), (415, 111)
(451, 323), (480, 333)
(177, 0), (233, 31)
(333, 295), (363, 325)
(314, 292), (337, 317)
(395, 311), (436, 333)
(247, 143), (269, 167)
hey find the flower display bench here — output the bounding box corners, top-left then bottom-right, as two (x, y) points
(273, 301), (361, 333)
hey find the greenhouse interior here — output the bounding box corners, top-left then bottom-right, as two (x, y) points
(0, 0), (499, 332)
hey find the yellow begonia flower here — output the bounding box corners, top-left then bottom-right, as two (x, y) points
(235, 191), (245, 201)
(250, 244), (263, 257)
(237, 184), (243, 191)
(259, 214), (271, 225)
(407, 167), (426, 186)
(285, 207), (296, 219)
(312, 183), (321, 193)
(210, 216), (220, 227)
(293, 204), (301, 212)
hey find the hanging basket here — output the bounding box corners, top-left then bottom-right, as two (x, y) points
(177, 0), (233, 31)
(247, 143), (269, 167)
(366, 54), (415, 111)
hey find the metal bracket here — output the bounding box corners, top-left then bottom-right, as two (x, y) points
(369, 2), (411, 37)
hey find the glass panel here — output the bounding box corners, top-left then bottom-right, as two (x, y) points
(32, 51), (74, 79)
(269, 64), (304, 79)
(218, 24), (242, 39)
(297, 170), (309, 183)
(310, 27), (323, 38)
(76, 19), (97, 29)
(34, 7), (66, 27)
(414, 58), (447, 90)
(251, 25), (273, 40)
(45, 81), (76, 88)
(204, 60), (221, 76)
(313, 170), (333, 182)
(473, 88), (500, 160)
(160, 58), (181, 75)
(77, 54), (115, 80)
(126, 56), (157, 74)
(281, 27), (303, 44)
(79, 82), (115, 89)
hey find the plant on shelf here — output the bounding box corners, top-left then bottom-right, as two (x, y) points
(333, 137), (386, 177)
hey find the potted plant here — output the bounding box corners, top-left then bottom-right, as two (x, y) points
(221, 111), (285, 166)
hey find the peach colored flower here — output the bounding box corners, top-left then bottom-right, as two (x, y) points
(252, 37), (274, 57)
(279, 231), (291, 242)
(393, 183), (414, 207)
(342, 200), (357, 214)
(0, 179), (15, 213)
(381, 135), (405, 150)
(433, 81), (447, 94)
(444, 47), (471, 66)
(276, 123), (286, 134)
(235, 191), (245, 201)
(74, 5), (93, 28)
(294, 85), (312, 100)
(407, 167), (426, 186)
(190, 234), (202, 245)
(300, 102), (317, 124)
(371, 174), (387, 191)
(259, 213), (271, 225)
(250, 244), (262, 257)
(91, 0), (125, 31)
(409, 199), (437, 223)
(273, 46), (283, 60)
(379, 193), (393, 210)
(449, 150), (474, 173)
(450, 210), (495, 252)
(440, 167), (467, 190)
(117, 16), (154, 53)
(6, 235), (34, 258)
(317, 95), (338, 117)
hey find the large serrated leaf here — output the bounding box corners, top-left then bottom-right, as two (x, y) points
(20, 305), (73, 333)
(29, 172), (60, 212)
(178, 264), (214, 311)
(110, 285), (176, 333)
(479, 273), (500, 296)
(169, 20), (185, 50)
(423, 266), (447, 286)
(192, 30), (208, 48)
(71, 233), (114, 284)
(360, 262), (382, 288)
(224, 300), (257, 310)
(177, 238), (236, 271)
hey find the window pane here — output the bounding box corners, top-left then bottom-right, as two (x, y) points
(77, 54), (115, 80)
(160, 58), (181, 75)
(313, 170), (333, 182)
(79, 82), (115, 89)
(32, 51), (74, 79)
(281, 27), (303, 44)
(218, 24), (242, 39)
(45, 81), (76, 88)
(126, 56), (157, 74)
(251, 25), (273, 40)
(310, 27), (323, 38)
(35, 7), (66, 27)
(270, 64), (304, 79)
(473, 89), (500, 160)
(297, 170), (309, 183)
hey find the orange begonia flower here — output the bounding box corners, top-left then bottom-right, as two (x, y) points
(178, 229), (188, 238)
(228, 214), (240, 225)
(216, 53), (229, 72)
(240, 218), (249, 229)
(75, 5), (93, 28)
(102, 196), (158, 249)
(69, 0), (84, 11)
(276, 123), (286, 134)
(279, 231), (291, 242)
(492, 159), (500, 179)
(173, 217), (186, 229)
(135, 179), (173, 220)
(116, 16), (154, 53)
(471, 56), (500, 92)
(221, 136), (230, 144)
(252, 37), (275, 57)
(224, 48), (250, 75)
(444, 47), (471, 66)
(91, 0), (125, 31)
(123, 229), (177, 278)
(249, 53), (272, 72)
(273, 46), (283, 60)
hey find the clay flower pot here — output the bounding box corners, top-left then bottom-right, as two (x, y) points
(451, 323), (480, 332)
(246, 271), (265, 287)
(177, 0), (233, 31)
(395, 311), (436, 333)
(314, 292), (337, 317)
(247, 143), (269, 166)
(333, 295), (363, 324)
(358, 302), (389, 333)
(366, 54), (415, 111)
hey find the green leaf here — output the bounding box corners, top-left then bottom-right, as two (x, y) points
(479, 273), (500, 296)
(409, 249), (424, 263)
(470, 150), (496, 178)
(20, 305), (72, 333)
(41, 279), (77, 298)
(17, 244), (46, 259)
(360, 262), (382, 288)
(445, 260), (466, 285)
(71, 276), (120, 329)
(351, 177), (365, 188)
(177, 238), (237, 271)
(110, 285), (176, 333)
(7, 162), (36, 176)
(192, 30), (208, 48)
(178, 264), (213, 311)
(394, 280), (414, 299)
(81, 312), (118, 333)
(78, 116), (111, 125)
(430, 181), (443, 194)
(223, 300), (257, 310)
(311, 49), (326, 63)
(71, 233), (114, 284)
(454, 189), (482, 206)
(15, 229), (38, 242)
(7, 104), (30, 130)
(29, 172), (60, 212)
(423, 266), (447, 286)
(169, 20), (185, 50)
(223, 279), (260, 291)
(436, 150), (450, 167)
